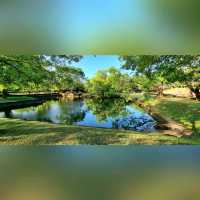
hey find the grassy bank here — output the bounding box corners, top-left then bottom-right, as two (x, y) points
(0, 118), (200, 145)
(154, 97), (200, 135)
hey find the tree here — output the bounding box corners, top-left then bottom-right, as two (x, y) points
(0, 55), (83, 93)
(86, 67), (133, 98)
(53, 66), (85, 92)
(120, 55), (200, 100)
(47, 55), (83, 65)
(0, 55), (49, 92)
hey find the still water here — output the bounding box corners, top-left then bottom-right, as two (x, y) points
(0, 98), (156, 132)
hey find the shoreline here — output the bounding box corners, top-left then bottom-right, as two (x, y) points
(130, 96), (193, 137)
(0, 99), (46, 112)
(0, 117), (198, 145)
(0, 95), (194, 137)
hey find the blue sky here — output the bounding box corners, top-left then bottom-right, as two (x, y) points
(72, 55), (122, 78)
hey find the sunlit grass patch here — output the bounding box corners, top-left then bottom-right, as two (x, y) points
(154, 97), (200, 134)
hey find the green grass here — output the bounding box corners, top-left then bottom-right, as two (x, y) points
(154, 97), (200, 135)
(0, 118), (199, 145)
(0, 96), (35, 103)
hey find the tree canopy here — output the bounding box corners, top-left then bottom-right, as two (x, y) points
(85, 67), (133, 98)
(0, 55), (84, 93)
(120, 55), (200, 99)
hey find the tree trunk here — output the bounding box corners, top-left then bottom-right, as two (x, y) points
(158, 82), (164, 96)
(2, 89), (9, 99)
(194, 88), (200, 100)
(190, 86), (200, 101)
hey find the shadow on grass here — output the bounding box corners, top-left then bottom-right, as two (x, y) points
(1, 117), (200, 145)
(155, 98), (200, 135)
(0, 119), (131, 145)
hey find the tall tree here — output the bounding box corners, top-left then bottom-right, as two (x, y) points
(0, 55), (83, 93)
(53, 66), (85, 92)
(120, 55), (200, 100)
(86, 67), (133, 98)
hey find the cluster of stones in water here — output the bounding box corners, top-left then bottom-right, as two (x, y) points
(113, 115), (156, 132)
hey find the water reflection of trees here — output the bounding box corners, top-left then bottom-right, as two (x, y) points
(57, 99), (86, 125)
(12, 100), (86, 125)
(35, 100), (86, 125)
(13, 101), (54, 122)
(85, 98), (155, 131)
(85, 98), (130, 122)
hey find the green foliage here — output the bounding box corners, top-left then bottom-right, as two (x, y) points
(121, 55), (200, 98)
(48, 55), (83, 65)
(0, 55), (84, 92)
(130, 75), (154, 92)
(121, 55), (160, 77)
(52, 66), (85, 92)
(155, 98), (200, 135)
(86, 67), (133, 97)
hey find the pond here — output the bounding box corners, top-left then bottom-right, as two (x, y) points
(0, 98), (156, 132)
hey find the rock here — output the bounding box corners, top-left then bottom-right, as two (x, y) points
(113, 114), (156, 132)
